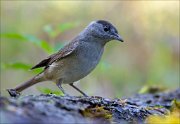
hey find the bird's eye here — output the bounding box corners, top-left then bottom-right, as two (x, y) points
(104, 26), (109, 32)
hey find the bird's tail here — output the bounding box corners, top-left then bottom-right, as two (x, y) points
(7, 72), (45, 97)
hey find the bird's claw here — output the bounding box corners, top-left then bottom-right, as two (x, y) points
(7, 89), (20, 98)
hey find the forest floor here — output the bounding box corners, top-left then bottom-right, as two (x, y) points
(0, 89), (180, 124)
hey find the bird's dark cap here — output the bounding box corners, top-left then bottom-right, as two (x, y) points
(96, 20), (118, 34)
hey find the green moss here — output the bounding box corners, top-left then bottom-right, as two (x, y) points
(171, 99), (180, 111)
(81, 105), (112, 120)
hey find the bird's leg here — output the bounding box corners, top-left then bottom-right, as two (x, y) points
(56, 79), (69, 96)
(69, 83), (88, 97)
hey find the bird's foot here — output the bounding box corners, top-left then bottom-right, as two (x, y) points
(7, 89), (21, 98)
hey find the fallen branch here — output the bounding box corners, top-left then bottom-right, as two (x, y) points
(0, 89), (179, 123)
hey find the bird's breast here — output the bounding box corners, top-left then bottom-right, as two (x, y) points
(46, 41), (104, 83)
(78, 42), (104, 69)
(63, 42), (104, 83)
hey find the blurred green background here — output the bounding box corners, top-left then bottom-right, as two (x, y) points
(0, 1), (179, 98)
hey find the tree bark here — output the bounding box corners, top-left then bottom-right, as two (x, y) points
(0, 89), (180, 124)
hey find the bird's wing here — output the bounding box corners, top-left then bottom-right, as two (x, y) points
(31, 40), (79, 70)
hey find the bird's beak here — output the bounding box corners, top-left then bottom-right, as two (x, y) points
(113, 33), (124, 42)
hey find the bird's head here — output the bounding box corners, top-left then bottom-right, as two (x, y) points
(84, 20), (124, 43)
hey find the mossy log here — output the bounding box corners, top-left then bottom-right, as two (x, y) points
(0, 89), (180, 124)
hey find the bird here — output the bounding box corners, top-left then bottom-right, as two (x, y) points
(7, 20), (124, 97)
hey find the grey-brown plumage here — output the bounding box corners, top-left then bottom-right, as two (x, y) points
(7, 20), (124, 97)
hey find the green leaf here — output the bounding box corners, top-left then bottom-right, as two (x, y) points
(58, 22), (77, 33)
(53, 42), (65, 52)
(1, 62), (31, 70)
(43, 22), (79, 38)
(138, 85), (166, 94)
(0, 33), (26, 40)
(37, 87), (64, 96)
(1, 33), (54, 54)
(23, 34), (53, 54)
(1, 62), (43, 74)
(43, 24), (54, 37)
(138, 86), (149, 94)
